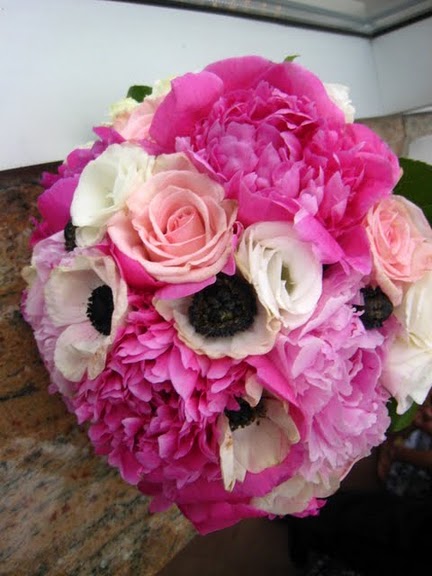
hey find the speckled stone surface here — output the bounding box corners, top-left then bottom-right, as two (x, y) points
(0, 166), (196, 576)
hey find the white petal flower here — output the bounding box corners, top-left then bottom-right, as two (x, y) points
(324, 83), (355, 123)
(154, 288), (281, 360)
(382, 270), (432, 413)
(252, 472), (339, 516)
(219, 377), (300, 491)
(70, 143), (155, 246)
(44, 253), (128, 382)
(236, 222), (322, 330)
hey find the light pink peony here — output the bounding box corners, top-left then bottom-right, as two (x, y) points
(108, 153), (238, 284)
(249, 266), (391, 483)
(365, 195), (432, 306)
(22, 232), (76, 396)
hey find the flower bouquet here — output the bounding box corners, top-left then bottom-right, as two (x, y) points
(22, 55), (432, 534)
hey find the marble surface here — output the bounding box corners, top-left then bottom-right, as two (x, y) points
(0, 166), (196, 576)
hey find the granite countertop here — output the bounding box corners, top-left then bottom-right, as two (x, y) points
(0, 166), (196, 576)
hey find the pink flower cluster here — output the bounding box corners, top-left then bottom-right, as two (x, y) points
(22, 56), (432, 534)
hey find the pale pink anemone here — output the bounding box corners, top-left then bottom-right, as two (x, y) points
(248, 265), (393, 484)
(149, 56), (401, 272)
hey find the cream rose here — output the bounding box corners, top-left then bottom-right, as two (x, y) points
(71, 143), (155, 246)
(235, 221), (322, 330)
(108, 153), (238, 284)
(365, 195), (432, 306)
(382, 270), (432, 413)
(324, 83), (355, 123)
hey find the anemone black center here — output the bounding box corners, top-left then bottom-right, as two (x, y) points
(357, 286), (393, 330)
(64, 220), (77, 252)
(86, 284), (114, 336)
(188, 273), (257, 338)
(225, 397), (266, 431)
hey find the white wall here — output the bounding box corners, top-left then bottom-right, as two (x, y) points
(0, 0), (380, 170)
(372, 16), (432, 116)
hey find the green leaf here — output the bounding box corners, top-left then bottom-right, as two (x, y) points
(284, 54), (300, 62)
(387, 397), (419, 433)
(394, 157), (432, 225)
(126, 85), (152, 103)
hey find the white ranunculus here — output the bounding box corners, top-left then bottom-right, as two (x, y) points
(324, 83), (355, 123)
(383, 271), (432, 413)
(236, 222), (323, 331)
(219, 376), (300, 491)
(71, 143), (155, 246)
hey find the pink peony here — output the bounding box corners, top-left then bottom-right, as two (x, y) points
(72, 292), (250, 496)
(108, 153), (238, 284)
(149, 56), (400, 271)
(365, 195), (432, 306)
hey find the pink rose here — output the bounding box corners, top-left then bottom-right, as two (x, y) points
(108, 153), (238, 284)
(365, 195), (432, 306)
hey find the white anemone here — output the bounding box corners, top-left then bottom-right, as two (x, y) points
(44, 253), (128, 382)
(218, 376), (300, 491)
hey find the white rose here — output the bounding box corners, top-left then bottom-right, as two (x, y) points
(71, 143), (155, 246)
(382, 270), (432, 413)
(324, 83), (355, 123)
(235, 222), (322, 330)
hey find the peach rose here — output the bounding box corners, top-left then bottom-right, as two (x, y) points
(108, 153), (238, 284)
(365, 195), (432, 306)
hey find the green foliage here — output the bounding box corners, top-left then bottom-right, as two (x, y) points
(126, 85), (152, 103)
(387, 397), (419, 433)
(284, 54), (299, 62)
(394, 157), (432, 224)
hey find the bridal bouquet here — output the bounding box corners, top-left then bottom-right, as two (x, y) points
(22, 55), (432, 534)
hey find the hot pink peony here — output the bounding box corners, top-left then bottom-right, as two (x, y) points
(149, 56), (400, 271)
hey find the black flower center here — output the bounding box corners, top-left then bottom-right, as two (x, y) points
(64, 220), (77, 252)
(225, 397), (266, 432)
(357, 286), (393, 329)
(86, 285), (114, 336)
(188, 273), (257, 338)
